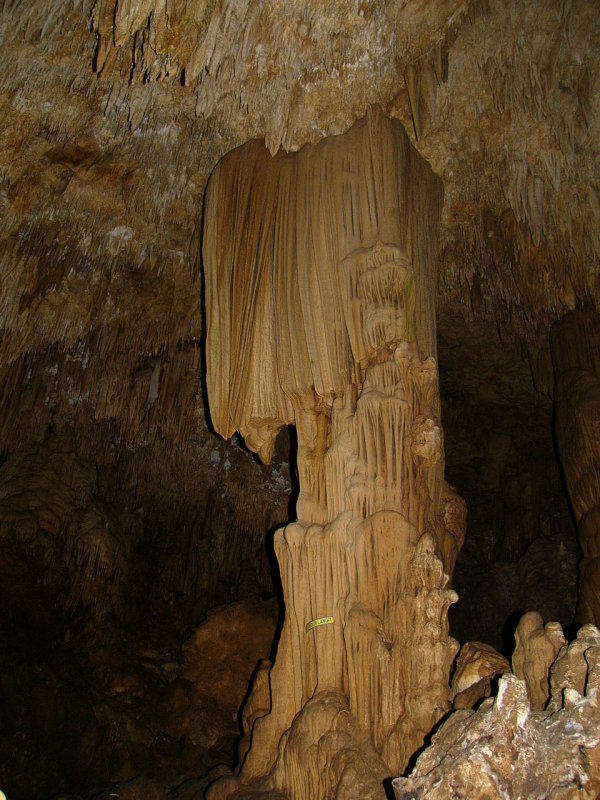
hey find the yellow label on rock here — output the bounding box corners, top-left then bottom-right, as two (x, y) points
(305, 615), (334, 633)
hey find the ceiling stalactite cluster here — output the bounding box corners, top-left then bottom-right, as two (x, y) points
(0, 0), (599, 797)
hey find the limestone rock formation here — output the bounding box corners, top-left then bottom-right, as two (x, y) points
(393, 622), (600, 800)
(213, 692), (389, 800)
(0, 0), (599, 797)
(511, 610), (566, 710)
(204, 109), (464, 797)
(0, 0), (590, 672)
(181, 600), (278, 752)
(451, 641), (510, 710)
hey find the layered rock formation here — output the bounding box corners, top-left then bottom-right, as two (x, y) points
(450, 641), (509, 709)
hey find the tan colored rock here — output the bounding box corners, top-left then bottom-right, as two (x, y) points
(547, 623), (600, 714)
(437, 481), (467, 583)
(451, 641), (509, 710)
(393, 623), (600, 800)
(211, 692), (388, 800)
(0, 2), (599, 474)
(237, 659), (273, 767)
(512, 610), (566, 710)
(0, 1), (599, 797)
(272, 691), (387, 800)
(204, 109), (462, 798)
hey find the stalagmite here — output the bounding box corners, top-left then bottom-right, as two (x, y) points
(203, 108), (465, 798)
(392, 620), (600, 800)
(511, 611), (566, 710)
(550, 309), (600, 626)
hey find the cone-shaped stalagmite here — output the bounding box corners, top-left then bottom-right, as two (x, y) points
(203, 108), (466, 799)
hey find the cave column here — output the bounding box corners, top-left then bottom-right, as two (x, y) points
(203, 109), (465, 797)
(550, 308), (600, 626)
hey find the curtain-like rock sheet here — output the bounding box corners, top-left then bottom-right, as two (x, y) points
(204, 108), (441, 463)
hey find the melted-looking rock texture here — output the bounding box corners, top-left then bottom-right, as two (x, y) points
(393, 622), (600, 800)
(204, 109), (462, 798)
(511, 611), (566, 710)
(0, 0), (588, 656)
(0, 0), (590, 655)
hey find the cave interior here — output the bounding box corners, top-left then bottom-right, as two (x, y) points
(0, 1), (599, 798)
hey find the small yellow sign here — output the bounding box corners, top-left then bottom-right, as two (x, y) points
(305, 615), (334, 633)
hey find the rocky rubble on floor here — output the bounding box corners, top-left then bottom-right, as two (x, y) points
(393, 622), (600, 800)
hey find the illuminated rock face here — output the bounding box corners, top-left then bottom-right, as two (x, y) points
(393, 622), (600, 800)
(203, 109), (465, 798)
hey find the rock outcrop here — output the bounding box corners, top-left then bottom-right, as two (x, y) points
(393, 622), (600, 800)
(451, 641), (510, 710)
(511, 610), (566, 710)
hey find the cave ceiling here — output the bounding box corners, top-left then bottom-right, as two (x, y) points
(0, 0), (598, 543)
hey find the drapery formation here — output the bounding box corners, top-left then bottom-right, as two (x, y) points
(204, 109), (439, 466)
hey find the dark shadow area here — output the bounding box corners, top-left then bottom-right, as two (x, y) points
(501, 610), (524, 658)
(551, 384), (583, 632)
(438, 312), (579, 651)
(286, 425), (299, 521)
(384, 778), (421, 800)
(563, 619), (580, 643)
(265, 425), (298, 662)
(401, 706), (454, 778)
(197, 207), (217, 440)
